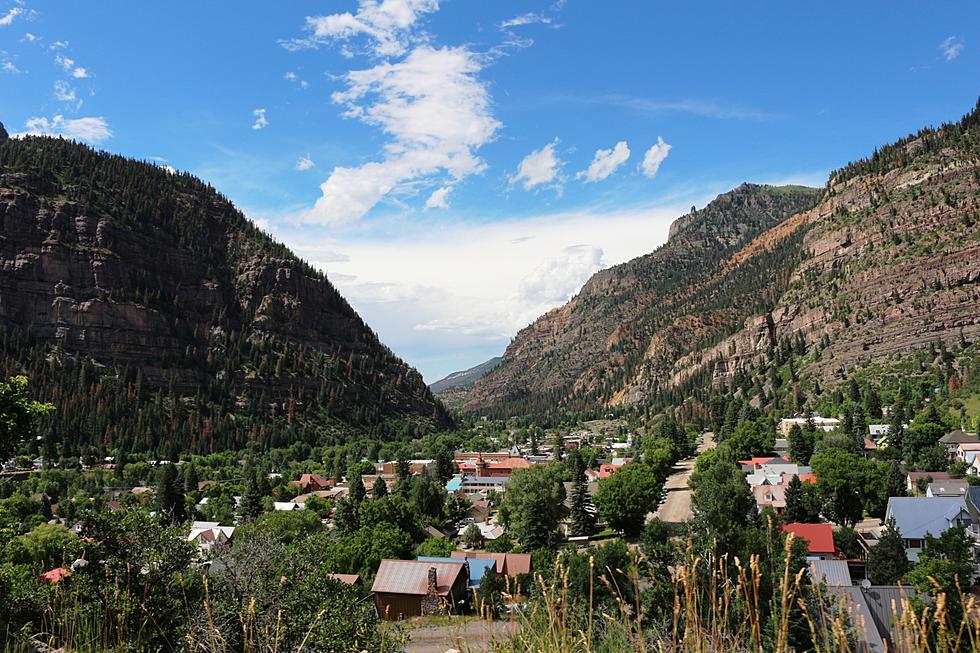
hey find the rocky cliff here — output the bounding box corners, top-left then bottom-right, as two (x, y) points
(0, 132), (450, 455)
(463, 99), (980, 417)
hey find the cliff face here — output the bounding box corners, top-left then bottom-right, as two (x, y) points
(464, 100), (980, 416)
(463, 183), (822, 414)
(0, 135), (450, 454)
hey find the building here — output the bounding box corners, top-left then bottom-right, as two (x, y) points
(290, 473), (332, 493)
(187, 521), (236, 553)
(939, 429), (980, 456)
(782, 523), (838, 560)
(329, 573), (361, 586)
(376, 459), (436, 477)
(955, 442), (980, 465)
(925, 479), (969, 497)
(905, 471), (949, 493)
(884, 496), (972, 561)
(419, 556), (496, 590)
(450, 551), (532, 577)
(458, 474), (508, 497)
(371, 560), (468, 620)
(457, 455), (532, 478)
(778, 416), (841, 436)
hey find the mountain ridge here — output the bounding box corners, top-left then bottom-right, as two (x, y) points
(0, 132), (450, 455)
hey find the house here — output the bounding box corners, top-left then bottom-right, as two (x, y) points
(459, 474), (508, 497)
(905, 471), (949, 493)
(290, 473), (332, 493)
(376, 459), (436, 477)
(925, 479), (969, 497)
(457, 455), (532, 478)
(329, 573), (361, 586)
(419, 556), (496, 590)
(956, 442), (980, 465)
(778, 416), (841, 436)
(273, 501), (304, 511)
(753, 484), (787, 515)
(817, 584), (918, 653)
(371, 560), (468, 620)
(187, 521), (236, 553)
(940, 429), (980, 456)
(809, 559), (852, 587)
(868, 424), (891, 440)
(884, 496), (972, 561)
(965, 486), (980, 536)
(450, 551), (532, 577)
(782, 523), (838, 560)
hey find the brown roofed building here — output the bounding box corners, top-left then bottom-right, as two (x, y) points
(450, 551), (532, 577)
(371, 560), (467, 620)
(291, 474), (332, 493)
(329, 573), (361, 586)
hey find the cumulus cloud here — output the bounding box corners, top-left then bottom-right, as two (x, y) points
(53, 80), (80, 108)
(285, 71), (309, 88)
(0, 7), (22, 27)
(423, 185), (451, 210)
(14, 115), (111, 143)
(511, 141), (562, 190)
(640, 137), (672, 179)
(295, 155), (315, 171)
(71, 66), (88, 78)
(940, 36), (964, 61)
(577, 140), (630, 182)
(298, 0), (439, 57)
(251, 108), (268, 130)
(299, 45), (499, 225)
(2, 60), (20, 73)
(518, 244), (603, 304)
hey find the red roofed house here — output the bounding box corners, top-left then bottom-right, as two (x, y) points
(40, 567), (72, 584)
(782, 523), (838, 560)
(329, 573), (361, 586)
(372, 560), (467, 620)
(291, 474), (332, 494)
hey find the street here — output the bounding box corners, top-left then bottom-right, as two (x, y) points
(654, 432), (715, 524)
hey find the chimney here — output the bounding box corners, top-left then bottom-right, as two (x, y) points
(427, 566), (438, 594)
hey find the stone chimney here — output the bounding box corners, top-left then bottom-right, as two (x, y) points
(427, 566), (438, 594)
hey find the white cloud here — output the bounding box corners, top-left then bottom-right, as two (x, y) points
(0, 7), (22, 27)
(53, 80), (80, 108)
(23, 32), (37, 41)
(251, 108), (268, 130)
(14, 115), (111, 143)
(940, 36), (964, 61)
(295, 155), (315, 171)
(2, 60), (20, 73)
(301, 0), (439, 57)
(72, 66), (88, 78)
(285, 71), (309, 88)
(55, 54), (74, 70)
(49, 40), (68, 49)
(640, 137), (672, 179)
(276, 196), (712, 379)
(299, 44), (499, 225)
(500, 12), (551, 29)
(511, 141), (561, 190)
(423, 185), (451, 210)
(577, 140), (630, 182)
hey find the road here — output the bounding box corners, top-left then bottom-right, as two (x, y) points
(654, 432), (715, 524)
(404, 618), (520, 653)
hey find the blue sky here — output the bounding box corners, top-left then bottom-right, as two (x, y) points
(1, 1), (977, 382)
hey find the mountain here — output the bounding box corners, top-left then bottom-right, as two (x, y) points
(0, 129), (451, 456)
(430, 357), (503, 394)
(463, 100), (980, 417)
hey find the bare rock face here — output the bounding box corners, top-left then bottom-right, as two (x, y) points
(0, 136), (449, 452)
(464, 101), (980, 416)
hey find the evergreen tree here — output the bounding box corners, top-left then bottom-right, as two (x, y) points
(372, 475), (389, 499)
(155, 463), (186, 525)
(348, 470), (366, 506)
(783, 474), (805, 523)
(435, 446), (455, 484)
(333, 497), (359, 536)
(787, 424), (814, 464)
(568, 451), (596, 537)
(395, 452), (410, 482)
(868, 517), (911, 584)
(239, 470), (264, 522)
(183, 462), (199, 494)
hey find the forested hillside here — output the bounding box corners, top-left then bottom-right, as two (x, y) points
(464, 100), (980, 422)
(0, 129), (451, 458)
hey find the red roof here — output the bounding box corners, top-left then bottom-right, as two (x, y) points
(797, 473), (817, 484)
(371, 560), (464, 596)
(40, 567), (72, 584)
(781, 523), (835, 555)
(450, 551), (532, 576)
(329, 573), (361, 585)
(738, 457), (774, 466)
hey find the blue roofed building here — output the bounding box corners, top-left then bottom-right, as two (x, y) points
(884, 496), (973, 561)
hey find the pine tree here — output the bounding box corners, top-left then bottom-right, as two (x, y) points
(868, 517), (911, 584)
(396, 452), (410, 481)
(239, 470), (264, 522)
(435, 447), (455, 484)
(783, 474), (805, 523)
(155, 463), (186, 525)
(568, 451), (596, 537)
(372, 475), (389, 499)
(183, 462), (199, 494)
(334, 497), (359, 536)
(348, 470), (365, 505)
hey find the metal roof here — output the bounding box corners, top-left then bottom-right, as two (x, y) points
(371, 560), (464, 596)
(809, 559), (852, 587)
(885, 496), (969, 539)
